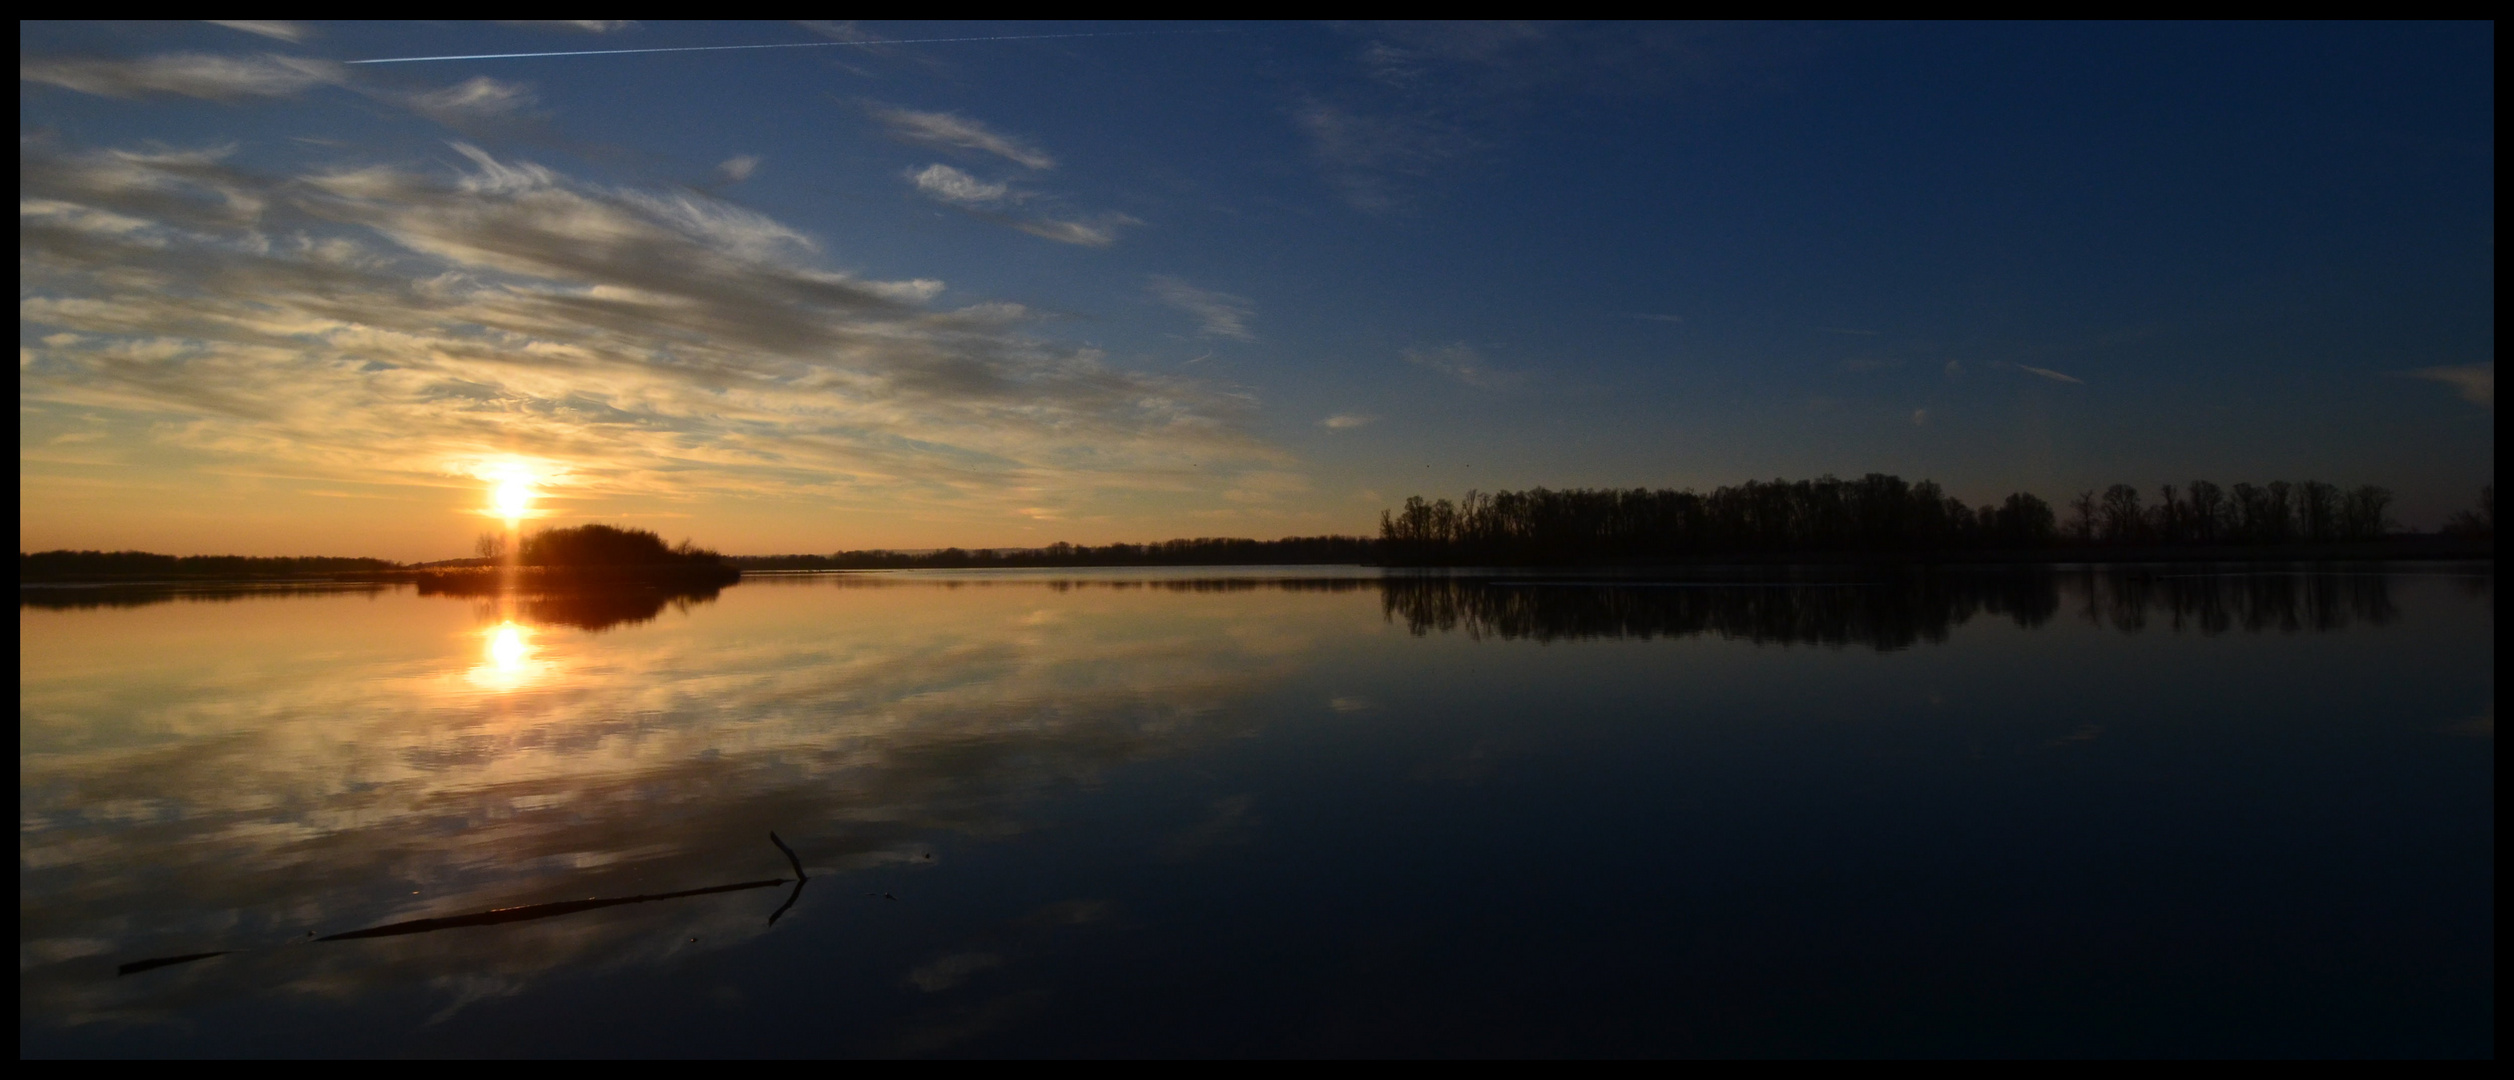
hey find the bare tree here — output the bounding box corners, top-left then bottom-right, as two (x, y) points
(2099, 484), (2144, 543)
(2070, 490), (2100, 544)
(2443, 483), (2494, 539)
(2296, 481), (2341, 543)
(2339, 486), (2393, 541)
(2185, 480), (2225, 543)
(2152, 483), (2184, 543)
(2264, 481), (2294, 543)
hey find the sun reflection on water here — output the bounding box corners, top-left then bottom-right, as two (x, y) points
(468, 620), (550, 691)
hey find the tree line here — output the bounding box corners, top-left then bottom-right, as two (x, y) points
(1379, 474), (2482, 565)
(731, 535), (1377, 571)
(18, 550), (399, 581)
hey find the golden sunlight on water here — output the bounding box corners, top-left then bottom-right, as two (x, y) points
(19, 575), (1362, 1025)
(468, 621), (548, 692)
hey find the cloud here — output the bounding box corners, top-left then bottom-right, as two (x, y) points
(1403, 344), (1519, 389)
(1012, 215), (1134, 248)
(906, 952), (1003, 993)
(2406, 363), (2492, 409)
(1319, 414), (1374, 429)
(19, 140), (1286, 517)
(405, 76), (538, 128)
(908, 163), (1008, 206)
(871, 105), (1055, 170)
(2016, 364), (2083, 385)
(900, 163), (1128, 246)
(1148, 277), (1254, 341)
(1296, 101), (1465, 212)
(718, 155), (761, 182)
(1911, 408), (1929, 426)
(19, 572), (1310, 1028)
(207, 21), (310, 43)
(501, 20), (637, 33)
(21, 52), (342, 101)
(797, 21), (883, 44)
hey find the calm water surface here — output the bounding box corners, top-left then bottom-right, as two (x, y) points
(19, 566), (2494, 1056)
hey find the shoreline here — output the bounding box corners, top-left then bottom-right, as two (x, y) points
(19, 544), (2490, 589)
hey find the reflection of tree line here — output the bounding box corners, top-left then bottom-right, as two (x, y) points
(18, 582), (393, 610)
(417, 573), (731, 631)
(1377, 570), (2404, 648)
(22, 569), (2452, 643)
(16, 579), (729, 630)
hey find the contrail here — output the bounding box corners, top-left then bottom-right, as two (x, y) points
(346, 29), (1229, 65)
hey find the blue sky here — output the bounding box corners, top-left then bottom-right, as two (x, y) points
(19, 21), (2494, 557)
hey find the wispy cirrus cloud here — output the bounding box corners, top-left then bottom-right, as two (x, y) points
(1297, 23), (1805, 214)
(2406, 362), (2492, 408)
(908, 163), (1008, 206)
(899, 163), (1131, 248)
(501, 20), (638, 34)
(1296, 100), (1472, 213)
(1403, 344), (1519, 389)
(2015, 364), (2083, 385)
(1011, 214), (1135, 248)
(21, 52), (343, 101)
(1320, 414), (1374, 429)
(207, 21), (311, 43)
(718, 155), (761, 182)
(871, 105), (1056, 170)
(404, 75), (540, 129)
(18, 139), (1286, 519)
(24, 50), (540, 139)
(1149, 277), (1254, 341)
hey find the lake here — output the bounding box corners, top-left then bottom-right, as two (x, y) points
(18, 565), (2494, 1057)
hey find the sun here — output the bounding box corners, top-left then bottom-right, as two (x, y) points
(493, 478), (536, 524)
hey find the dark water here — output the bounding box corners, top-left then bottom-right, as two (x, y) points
(19, 566), (2494, 1057)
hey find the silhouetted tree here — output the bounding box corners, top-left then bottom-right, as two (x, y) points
(521, 524), (724, 568)
(1994, 492), (2058, 546)
(2442, 483), (2494, 539)
(2339, 485), (2393, 541)
(2069, 490), (2099, 544)
(2099, 484), (2144, 544)
(2185, 480), (2226, 543)
(2296, 481), (2342, 543)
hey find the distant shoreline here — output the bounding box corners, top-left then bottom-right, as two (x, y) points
(17, 564), (745, 587)
(18, 536), (2489, 587)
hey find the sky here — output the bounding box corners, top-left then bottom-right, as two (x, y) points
(18, 21), (2495, 559)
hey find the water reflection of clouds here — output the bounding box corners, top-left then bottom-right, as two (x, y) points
(21, 579), (1325, 1025)
(19, 567), (2483, 1033)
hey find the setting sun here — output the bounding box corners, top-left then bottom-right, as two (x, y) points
(493, 478), (536, 524)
